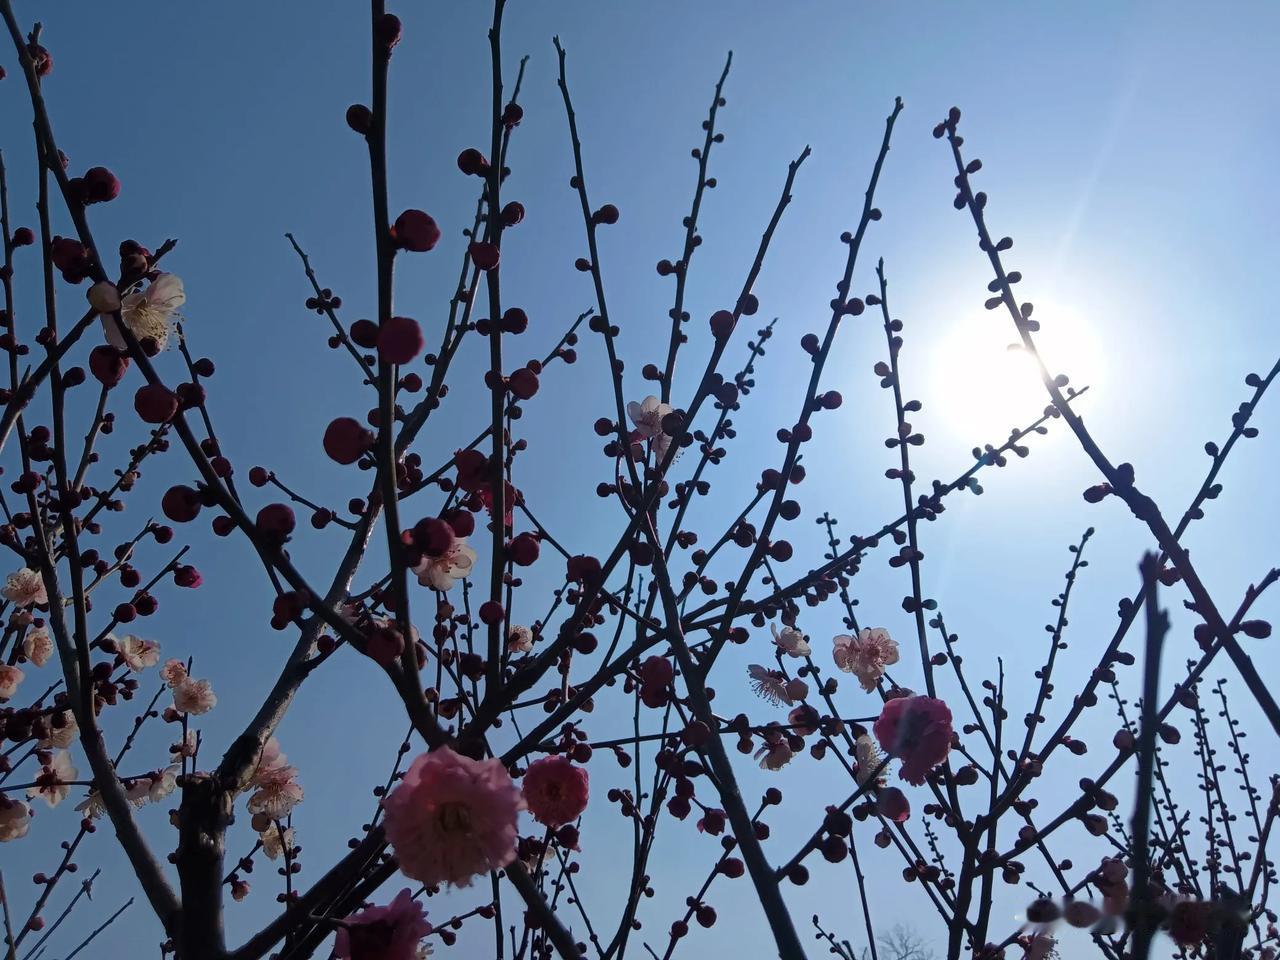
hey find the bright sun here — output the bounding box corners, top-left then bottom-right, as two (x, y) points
(925, 300), (1105, 444)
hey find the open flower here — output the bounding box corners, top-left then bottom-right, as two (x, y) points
(0, 664), (23, 700)
(104, 273), (185, 350)
(522, 756), (589, 827)
(174, 677), (217, 715)
(873, 695), (953, 785)
(22, 628), (53, 667)
(413, 538), (477, 592)
(382, 746), (524, 888)
(627, 395), (675, 460)
(854, 734), (886, 787)
(755, 737), (795, 772)
(507, 624), (533, 654)
(39, 710), (78, 750)
(334, 888), (431, 960)
(148, 766), (179, 803)
(260, 823), (295, 861)
(832, 627), (899, 691)
(118, 635), (161, 672)
(3, 568), (47, 607)
(748, 664), (793, 706)
(771, 623), (811, 658)
(161, 658), (188, 688)
(27, 750), (77, 808)
(247, 739), (304, 819)
(0, 797), (32, 842)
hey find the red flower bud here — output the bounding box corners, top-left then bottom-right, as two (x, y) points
(501, 102), (524, 128)
(508, 367), (539, 400)
(709, 310), (734, 340)
(134, 383), (178, 424)
(412, 517), (454, 557)
(375, 13), (402, 50)
(392, 209), (441, 252)
(468, 241), (500, 271)
(83, 167), (120, 204)
(11, 227), (33, 247)
(510, 532), (540, 566)
(255, 503), (296, 542)
(161, 485), (202, 523)
(457, 148), (490, 176)
(345, 104), (373, 135)
(377, 316), (424, 364)
(88, 346), (129, 387)
(479, 600), (504, 625)
(500, 201), (525, 226)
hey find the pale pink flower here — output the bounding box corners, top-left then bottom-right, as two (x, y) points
(247, 762), (304, 820)
(854, 734), (886, 787)
(874, 695), (954, 785)
(0, 664), (23, 700)
(105, 272), (185, 350)
(755, 739), (795, 772)
(161, 658), (188, 688)
(22, 628), (53, 667)
(507, 624), (533, 654)
(125, 777), (152, 807)
(3, 568), (47, 607)
(627, 395), (674, 459)
(334, 888), (431, 960)
(771, 623), (811, 658)
(148, 766), (179, 803)
(118, 635), (161, 672)
(748, 664), (793, 706)
(171, 730), (198, 762)
(39, 710), (78, 750)
(27, 750), (77, 808)
(260, 823), (295, 861)
(0, 797), (32, 842)
(413, 539), (477, 592)
(75, 791), (105, 820)
(174, 677), (216, 715)
(832, 627), (900, 691)
(382, 746), (525, 888)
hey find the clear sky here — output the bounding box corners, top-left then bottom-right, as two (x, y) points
(2, 1), (1279, 957)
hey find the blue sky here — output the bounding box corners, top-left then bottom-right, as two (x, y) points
(2, 1), (1279, 957)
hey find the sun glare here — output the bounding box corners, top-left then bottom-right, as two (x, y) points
(925, 300), (1106, 445)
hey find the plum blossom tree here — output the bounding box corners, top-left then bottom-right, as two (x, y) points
(0, 3), (1277, 960)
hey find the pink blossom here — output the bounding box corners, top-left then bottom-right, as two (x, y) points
(627, 395), (674, 459)
(832, 627), (899, 691)
(522, 756), (589, 827)
(413, 538), (477, 592)
(334, 888), (431, 960)
(507, 624), (533, 654)
(873, 695), (953, 785)
(161, 658), (188, 687)
(382, 746), (525, 887)
(747, 664), (793, 706)
(39, 710), (78, 750)
(0, 664), (23, 700)
(247, 738), (304, 819)
(174, 677), (216, 715)
(755, 738), (795, 771)
(3, 568), (47, 607)
(22, 628), (53, 667)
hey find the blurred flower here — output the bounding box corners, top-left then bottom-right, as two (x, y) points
(0, 797), (32, 841)
(873, 695), (953, 785)
(522, 756), (589, 827)
(507, 624), (533, 654)
(334, 888), (431, 960)
(39, 710), (78, 750)
(382, 746), (524, 887)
